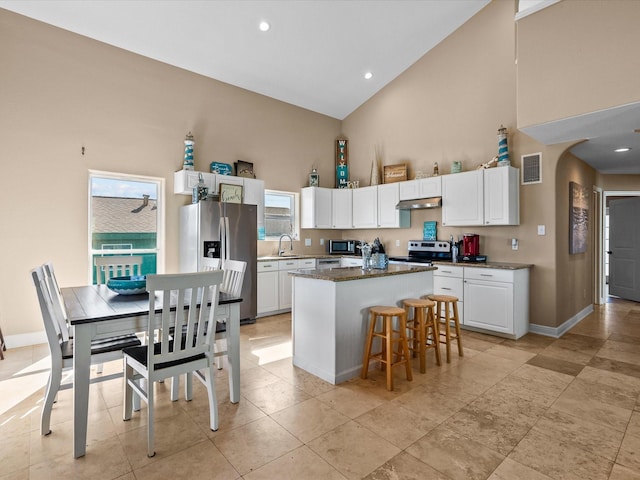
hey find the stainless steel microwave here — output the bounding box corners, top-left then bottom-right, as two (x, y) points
(328, 239), (361, 255)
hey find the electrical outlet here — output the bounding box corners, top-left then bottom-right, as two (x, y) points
(304, 238), (311, 247)
(395, 240), (400, 247)
(511, 238), (518, 250)
(320, 238), (324, 246)
(537, 225), (546, 235)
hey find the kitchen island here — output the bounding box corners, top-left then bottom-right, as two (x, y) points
(290, 264), (436, 384)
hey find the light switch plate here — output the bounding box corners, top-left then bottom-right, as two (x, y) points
(320, 238), (324, 246)
(304, 238), (311, 246)
(537, 225), (545, 235)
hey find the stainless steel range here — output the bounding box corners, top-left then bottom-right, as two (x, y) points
(388, 240), (452, 266)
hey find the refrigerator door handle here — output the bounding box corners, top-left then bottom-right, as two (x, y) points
(219, 216), (231, 265)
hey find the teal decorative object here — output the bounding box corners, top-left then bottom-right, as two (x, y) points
(107, 275), (147, 295)
(183, 132), (194, 170)
(210, 162), (233, 175)
(423, 221), (437, 240)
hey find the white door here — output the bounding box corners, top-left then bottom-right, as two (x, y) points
(609, 197), (640, 301)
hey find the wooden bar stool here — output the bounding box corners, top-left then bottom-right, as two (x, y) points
(403, 298), (441, 373)
(361, 306), (413, 391)
(425, 294), (463, 363)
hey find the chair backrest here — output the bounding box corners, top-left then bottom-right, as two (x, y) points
(147, 270), (224, 369)
(94, 256), (143, 285)
(31, 266), (64, 366)
(200, 257), (221, 271)
(43, 262), (70, 341)
(220, 259), (246, 297)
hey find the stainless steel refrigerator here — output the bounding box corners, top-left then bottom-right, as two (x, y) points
(179, 201), (257, 323)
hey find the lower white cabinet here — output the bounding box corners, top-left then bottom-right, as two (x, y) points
(432, 265), (464, 324)
(340, 257), (363, 267)
(278, 259), (299, 311)
(463, 267), (529, 339)
(257, 262), (279, 315)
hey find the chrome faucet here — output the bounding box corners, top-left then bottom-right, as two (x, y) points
(278, 234), (294, 256)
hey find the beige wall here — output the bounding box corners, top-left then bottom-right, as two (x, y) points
(517, 0), (640, 128)
(0, 9), (340, 341)
(4, 0), (640, 342)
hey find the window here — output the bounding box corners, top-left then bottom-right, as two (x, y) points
(263, 190), (299, 241)
(89, 171), (164, 283)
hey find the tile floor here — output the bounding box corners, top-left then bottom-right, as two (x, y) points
(2, 298), (640, 479)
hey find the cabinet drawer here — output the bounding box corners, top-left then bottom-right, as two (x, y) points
(278, 259), (300, 270)
(433, 276), (464, 298)
(299, 258), (316, 268)
(257, 262), (279, 272)
(433, 265), (464, 278)
(464, 267), (514, 283)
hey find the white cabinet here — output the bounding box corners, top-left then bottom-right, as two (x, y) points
(174, 170), (216, 195)
(399, 177), (442, 200)
(463, 267), (529, 339)
(377, 183), (410, 228)
(332, 189), (353, 229)
(278, 259), (300, 310)
(352, 186), (378, 229)
(441, 167), (519, 227)
(257, 262), (279, 315)
(433, 265), (464, 324)
(214, 175), (244, 194)
(340, 257), (362, 267)
(441, 170), (484, 226)
(243, 177), (265, 236)
(483, 166), (519, 226)
(301, 187), (332, 229)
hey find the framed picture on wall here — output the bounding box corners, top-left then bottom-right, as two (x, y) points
(569, 181), (588, 254)
(219, 183), (243, 203)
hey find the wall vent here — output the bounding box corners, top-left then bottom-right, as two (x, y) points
(521, 153), (542, 184)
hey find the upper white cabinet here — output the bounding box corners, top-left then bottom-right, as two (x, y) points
(442, 167), (519, 226)
(332, 188), (353, 229)
(399, 176), (442, 200)
(377, 183), (410, 228)
(301, 187), (332, 229)
(174, 170), (216, 195)
(442, 170), (484, 226)
(483, 166), (519, 226)
(242, 177), (265, 232)
(352, 186), (378, 229)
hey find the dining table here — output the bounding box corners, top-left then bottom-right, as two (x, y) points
(61, 284), (242, 458)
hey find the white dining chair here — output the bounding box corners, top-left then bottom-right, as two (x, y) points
(31, 265), (141, 436)
(200, 257), (221, 271)
(122, 270), (224, 457)
(94, 255), (143, 285)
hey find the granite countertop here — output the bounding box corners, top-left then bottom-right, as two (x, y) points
(258, 254), (335, 261)
(289, 264), (436, 282)
(432, 261), (533, 270)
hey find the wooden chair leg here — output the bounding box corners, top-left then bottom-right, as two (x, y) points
(385, 316), (393, 391)
(453, 301), (463, 357)
(361, 312), (376, 379)
(399, 314), (412, 382)
(427, 307), (441, 366)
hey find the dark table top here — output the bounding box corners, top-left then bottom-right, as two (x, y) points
(61, 284), (242, 325)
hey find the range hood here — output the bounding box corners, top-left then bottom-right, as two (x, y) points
(395, 197), (442, 210)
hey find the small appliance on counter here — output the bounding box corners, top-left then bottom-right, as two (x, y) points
(459, 233), (487, 263)
(327, 239), (361, 255)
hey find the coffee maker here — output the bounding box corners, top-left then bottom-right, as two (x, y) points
(462, 234), (480, 256)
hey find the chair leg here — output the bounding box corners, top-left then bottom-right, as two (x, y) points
(185, 372), (193, 401)
(214, 338), (224, 370)
(41, 368), (61, 435)
(361, 312), (376, 379)
(453, 301), (463, 357)
(123, 363), (134, 421)
(427, 308), (442, 366)
(205, 366), (219, 431)
(171, 375), (180, 401)
(147, 381), (155, 457)
(385, 316), (393, 391)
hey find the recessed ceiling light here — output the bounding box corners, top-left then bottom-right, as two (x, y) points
(615, 147), (631, 153)
(259, 21), (270, 32)
(364, 72), (373, 80)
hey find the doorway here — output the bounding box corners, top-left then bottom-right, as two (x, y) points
(597, 190), (640, 303)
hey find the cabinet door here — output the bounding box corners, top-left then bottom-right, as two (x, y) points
(377, 183), (409, 228)
(399, 180), (421, 200)
(332, 188), (353, 228)
(278, 270), (294, 309)
(243, 178), (265, 236)
(174, 170), (216, 195)
(441, 170), (484, 226)
(257, 271), (279, 315)
(214, 174), (243, 194)
(301, 187), (332, 229)
(419, 176), (442, 198)
(352, 186), (378, 228)
(463, 278), (513, 334)
(483, 167), (519, 225)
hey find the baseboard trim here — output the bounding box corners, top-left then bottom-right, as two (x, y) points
(529, 304), (594, 338)
(5, 330), (46, 349)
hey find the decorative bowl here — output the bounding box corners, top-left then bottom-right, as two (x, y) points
(107, 275), (147, 295)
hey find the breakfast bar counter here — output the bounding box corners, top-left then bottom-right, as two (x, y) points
(290, 265), (435, 384)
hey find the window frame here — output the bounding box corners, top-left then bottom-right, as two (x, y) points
(263, 189), (300, 241)
(88, 170), (165, 283)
